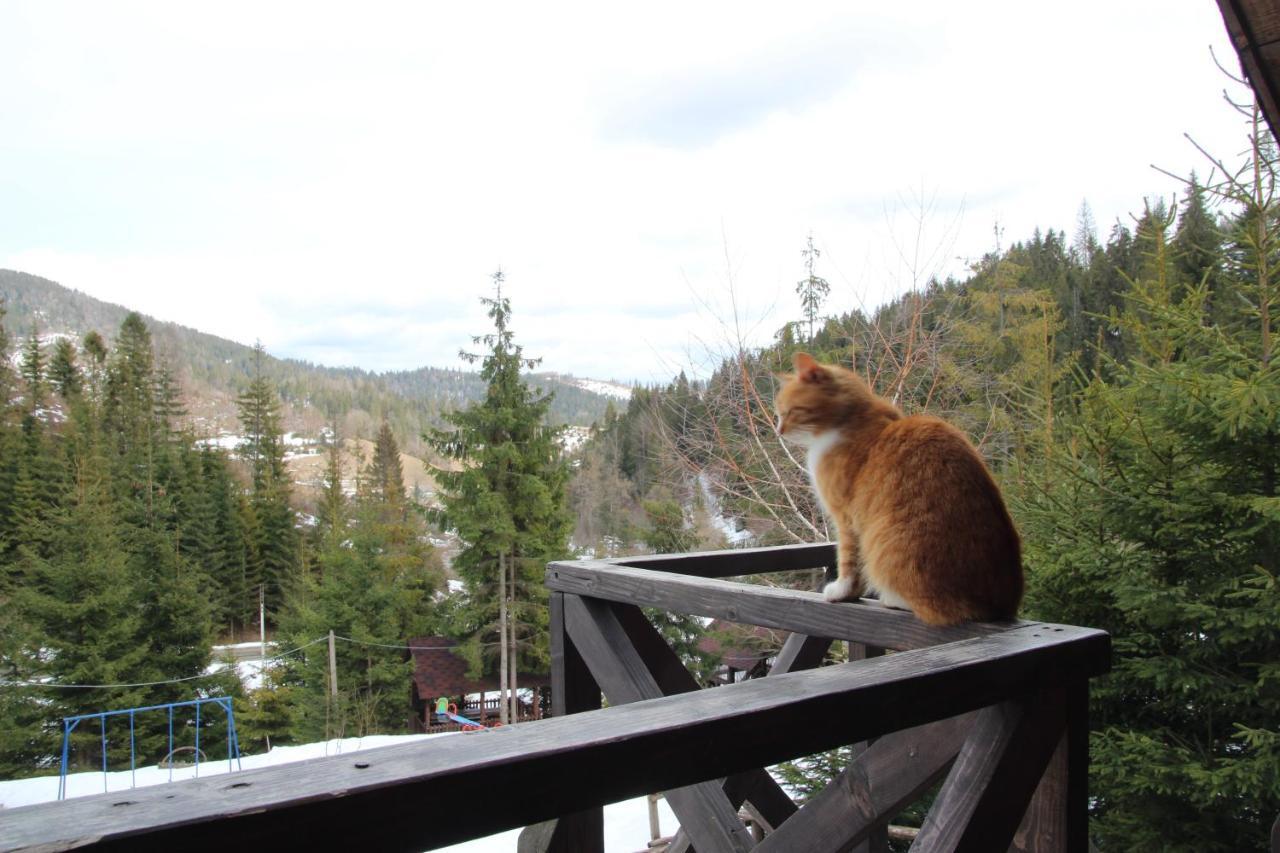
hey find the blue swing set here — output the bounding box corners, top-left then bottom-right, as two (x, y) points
(57, 697), (243, 801)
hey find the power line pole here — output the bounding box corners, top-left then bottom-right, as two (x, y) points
(328, 630), (339, 699)
(259, 585), (266, 664)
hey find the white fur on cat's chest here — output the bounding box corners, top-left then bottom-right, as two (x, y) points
(805, 430), (842, 518)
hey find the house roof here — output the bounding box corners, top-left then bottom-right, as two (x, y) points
(697, 621), (788, 672)
(407, 636), (548, 703)
(1215, 0), (1280, 138)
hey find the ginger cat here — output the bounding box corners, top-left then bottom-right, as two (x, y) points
(775, 352), (1023, 625)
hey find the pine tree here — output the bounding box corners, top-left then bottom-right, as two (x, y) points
(316, 428), (347, 545)
(19, 331), (46, 414)
(1013, 129), (1280, 849)
(1172, 174), (1225, 315)
(427, 271), (572, 724)
(48, 339), (82, 400)
(203, 446), (252, 634)
(796, 233), (831, 342)
(368, 422), (405, 509)
(276, 429), (441, 741)
(12, 423), (150, 772)
(236, 343), (298, 619)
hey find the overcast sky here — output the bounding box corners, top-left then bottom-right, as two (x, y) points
(0, 1), (1251, 384)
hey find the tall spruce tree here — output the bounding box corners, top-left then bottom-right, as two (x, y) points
(428, 271), (571, 724)
(236, 343), (298, 619)
(1013, 132), (1280, 849)
(796, 233), (831, 342)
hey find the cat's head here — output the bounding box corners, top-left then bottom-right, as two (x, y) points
(774, 352), (881, 444)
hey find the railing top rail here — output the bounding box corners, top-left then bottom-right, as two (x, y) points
(605, 542), (836, 578)
(549, 559), (1025, 650)
(0, 623), (1108, 853)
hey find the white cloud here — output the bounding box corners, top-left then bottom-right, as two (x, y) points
(0, 0), (1248, 382)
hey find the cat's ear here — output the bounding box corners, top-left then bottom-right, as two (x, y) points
(793, 352), (829, 384)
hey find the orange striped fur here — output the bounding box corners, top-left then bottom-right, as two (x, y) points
(775, 352), (1023, 625)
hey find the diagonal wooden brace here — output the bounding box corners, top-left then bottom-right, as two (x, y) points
(910, 688), (1068, 853)
(755, 711), (976, 853)
(564, 594), (756, 853)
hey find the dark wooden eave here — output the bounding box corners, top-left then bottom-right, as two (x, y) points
(1216, 0), (1280, 138)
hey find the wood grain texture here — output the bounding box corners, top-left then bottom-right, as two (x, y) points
(757, 712), (975, 853)
(848, 644), (888, 853)
(528, 593), (604, 853)
(565, 594), (755, 853)
(0, 624), (1106, 852)
(910, 689), (1066, 853)
(548, 561), (1022, 650)
(667, 630), (831, 853)
(612, 602), (800, 830)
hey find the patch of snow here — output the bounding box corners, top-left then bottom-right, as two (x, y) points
(0, 734), (450, 810)
(211, 641), (278, 652)
(697, 471), (754, 546)
(561, 425), (591, 453)
(197, 433), (242, 451)
(568, 377), (633, 401)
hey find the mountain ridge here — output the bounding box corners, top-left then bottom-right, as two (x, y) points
(0, 268), (624, 454)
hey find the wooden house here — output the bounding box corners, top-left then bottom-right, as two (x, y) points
(407, 635), (549, 730)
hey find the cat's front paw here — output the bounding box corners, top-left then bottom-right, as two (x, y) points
(823, 576), (863, 602)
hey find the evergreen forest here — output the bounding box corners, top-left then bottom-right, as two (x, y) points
(0, 110), (1276, 853)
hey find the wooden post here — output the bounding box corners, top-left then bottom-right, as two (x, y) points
(327, 630), (338, 699)
(259, 585), (267, 666)
(519, 591), (603, 853)
(849, 642), (888, 853)
(499, 552), (509, 726)
(504, 548), (514, 722)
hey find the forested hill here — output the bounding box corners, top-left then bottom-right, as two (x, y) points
(0, 269), (622, 453)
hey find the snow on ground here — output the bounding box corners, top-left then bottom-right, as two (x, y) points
(0, 733), (678, 852)
(208, 641), (280, 691)
(697, 471), (754, 547)
(561, 424), (591, 453)
(204, 658), (270, 690)
(0, 734), (445, 810)
(211, 641), (277, 652)
(567, 377), (633, 401)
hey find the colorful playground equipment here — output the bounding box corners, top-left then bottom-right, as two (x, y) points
(434, 697), (498, 732)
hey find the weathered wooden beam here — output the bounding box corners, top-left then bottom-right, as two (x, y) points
(547, 561), (1020, 650)
(0, 624), (1106, 853)
(667, 631), (833, 853)
(910, 689), (1067, 853)
(564, 595), (755, 853)
(772, 632), (834, 674)
(522, 592), (604, 853)
(1006, 677), (1090, 852)
(608, 542), (836, 578)
(847, 643), (888, 853)
(756, 711), (974, 853)
(612, 603), (802, 835)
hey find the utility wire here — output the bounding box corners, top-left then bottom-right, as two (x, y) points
(7, 632), (517, 690)
(331, 635), (501, 651)
(5, 636), (330, 690)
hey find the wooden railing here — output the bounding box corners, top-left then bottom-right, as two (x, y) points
(0, 544), (1109, 853)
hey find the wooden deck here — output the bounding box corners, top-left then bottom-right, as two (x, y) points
(0, 543), (1110, 852)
